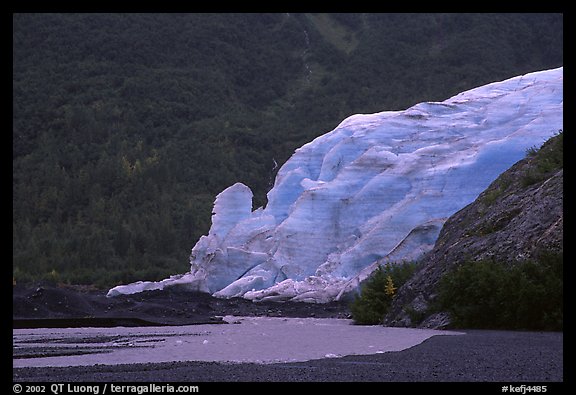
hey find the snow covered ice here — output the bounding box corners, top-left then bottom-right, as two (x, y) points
(108, 67), (563, 302)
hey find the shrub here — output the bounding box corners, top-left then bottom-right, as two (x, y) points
(436, 251), (562, 330)
(521, 130), (563, 187)
(350, 261), (418, 325)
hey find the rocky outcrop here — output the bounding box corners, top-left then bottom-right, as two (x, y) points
(383, 133), (563, 328)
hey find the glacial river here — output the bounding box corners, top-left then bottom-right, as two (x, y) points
(13, 316), (463, 368)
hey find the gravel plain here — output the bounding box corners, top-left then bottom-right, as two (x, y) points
(13, 284), (564, 383)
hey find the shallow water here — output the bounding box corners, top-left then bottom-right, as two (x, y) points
(13, 316), (463, 368)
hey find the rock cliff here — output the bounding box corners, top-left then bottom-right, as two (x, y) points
(383, 133), (563, 328)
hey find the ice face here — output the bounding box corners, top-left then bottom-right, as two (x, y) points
(108, 67), (563, 302)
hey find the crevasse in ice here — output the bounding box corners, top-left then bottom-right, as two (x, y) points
(108, 67), (563, 302)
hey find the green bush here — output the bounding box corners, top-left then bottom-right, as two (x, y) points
(521, 131), (563, 187)
(350, 262), (418, 325)
(436, 251), (562, 330)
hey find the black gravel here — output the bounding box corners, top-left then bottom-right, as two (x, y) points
(13, 330), (562, 382)
(12, 283), (351, 327)
(13, 284), (564, 383)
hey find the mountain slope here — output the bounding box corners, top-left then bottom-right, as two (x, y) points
(383, 132), (563, 328)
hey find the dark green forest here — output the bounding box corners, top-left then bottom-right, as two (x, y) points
(12, 13), (563, 287)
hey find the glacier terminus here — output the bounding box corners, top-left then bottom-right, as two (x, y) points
(108, 67), (563, 303)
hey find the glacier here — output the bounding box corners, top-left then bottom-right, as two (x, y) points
(108, 67), (563, 303)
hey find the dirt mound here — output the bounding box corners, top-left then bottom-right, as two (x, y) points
(13, 283), (351, 328)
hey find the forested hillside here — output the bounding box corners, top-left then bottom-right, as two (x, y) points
(13, 13), (563, 287)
